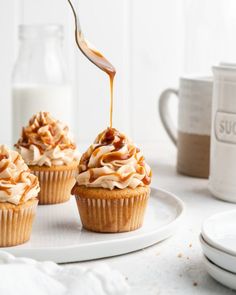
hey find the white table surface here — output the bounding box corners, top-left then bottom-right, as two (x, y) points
(66, 142), (236, 295)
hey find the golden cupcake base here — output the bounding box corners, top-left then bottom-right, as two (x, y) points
(30, 162), (78, 205)
(0, 198), (38, 247)
(73, 186), (150, 233)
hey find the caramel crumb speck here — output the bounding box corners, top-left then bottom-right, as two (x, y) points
(189, 243), (192, 248)
(177, 253), (183, 258)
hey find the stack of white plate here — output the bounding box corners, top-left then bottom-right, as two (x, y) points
(200, 210), (236, 290)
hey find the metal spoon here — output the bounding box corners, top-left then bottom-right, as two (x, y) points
(67, 0), (116, 76)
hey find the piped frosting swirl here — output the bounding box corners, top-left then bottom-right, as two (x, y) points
(0, 145), (40, 205)
(76, 128), (152, 190)
(15, 112), (80, 167)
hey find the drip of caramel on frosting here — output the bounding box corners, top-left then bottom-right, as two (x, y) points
(79, 128), (127, 172)
(77, 128), (152, 189)
(15, 112), (76, 152)
(0, 145), (40, 203)
(15, 112), (79, 167)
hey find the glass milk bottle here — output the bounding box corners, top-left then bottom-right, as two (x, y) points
(12, 24), (74, 143)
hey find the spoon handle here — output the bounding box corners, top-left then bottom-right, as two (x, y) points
(67, 0), (82, 33)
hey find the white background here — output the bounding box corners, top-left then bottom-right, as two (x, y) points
(1, 0), (236, 146)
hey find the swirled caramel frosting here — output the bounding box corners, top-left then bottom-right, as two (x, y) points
(15, 112), (80, 167)
(0, 145), (40, 205)
(76, 128), (152, 190)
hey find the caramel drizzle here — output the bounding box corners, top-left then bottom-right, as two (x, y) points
(0, 187), (11, 195)
(0, 162), (9, 174)
(0, 174), (39, 201)
(88, 170), (136, 184)
(79, 128), (126, 171)
(88, 169), (151, 185)
(15, 112), (76, 153)
(21, 176), (39, 203)
(13, 154), (20, 164)
(101, 150), (133, 163)
(0, 155), (7, 161)
(79, 127), (151, 186)
(109, 73), (115, 128)
(74, 29), (116, 128)
(0, 155), (39, 200)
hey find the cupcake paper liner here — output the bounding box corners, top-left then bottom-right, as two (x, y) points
(32, 167), (77, 205)
(0, 199), (38, 247)
(75, 190), (149, 233)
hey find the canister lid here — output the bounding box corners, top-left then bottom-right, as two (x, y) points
(212, 63), (236, 81)
(213, 63), (236, 72)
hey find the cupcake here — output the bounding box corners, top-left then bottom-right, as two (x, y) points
(0, 145), (39, 246)
(72, 127), (152, 233)
(15, 112), (80, 205)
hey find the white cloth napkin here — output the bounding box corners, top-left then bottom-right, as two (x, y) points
(0, 251), (129, 295)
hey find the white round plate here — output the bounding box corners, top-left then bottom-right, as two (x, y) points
(202, 210), (236, 256)
(203, 255), (236, 290)
(200, 234), (236, 273)
(2, 187), (184, 263)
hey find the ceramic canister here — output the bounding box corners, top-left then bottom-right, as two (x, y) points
(209, 65), (236, 202)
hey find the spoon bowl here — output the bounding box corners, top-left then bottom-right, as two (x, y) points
(67, 0), (116, 75)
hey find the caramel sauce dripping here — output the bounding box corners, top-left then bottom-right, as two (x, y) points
(109, 73), (115, 128)
(13, 154), (20, 164)
(98, 128), (126, 150)
(0, 155), (7, 161)
(101, 145), (136, 163)
(67, 0), (116, 129)
(80, 128), (152, 186)
(89, 169), (96, 183)
(21, 176), (38, 202)
(88, 171), (137, 184)
(142, 174), (152, 186)
(93, 147), (101, 157)
(67, 1), (152, 188)
(0, 171), (39, 201)
(0, 187), (11, 195)
(0, 162), (9, 174)
(0, 149), (39, 199)
(15, 112), (76, 153)
(75, 32), (116, 128)
(79, 128), (125, 172)
(101, 151), (131, 163)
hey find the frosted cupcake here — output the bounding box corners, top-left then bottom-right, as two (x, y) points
(72, 127), (152, 233)
(15, 112), (80, 205)
(0, 145), (39, 246)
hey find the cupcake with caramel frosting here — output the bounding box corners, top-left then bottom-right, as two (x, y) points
(0, 145), (39, 246)
(72, 127), (152, 233)
(15, 112), (80, 204)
